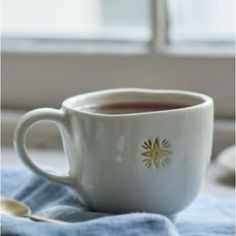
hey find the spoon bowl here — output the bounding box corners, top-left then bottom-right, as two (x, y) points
(0, 197), (67, 224)
(1, 197), (31, 216)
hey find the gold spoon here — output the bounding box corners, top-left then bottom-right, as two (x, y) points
(0, 197), (68, 224)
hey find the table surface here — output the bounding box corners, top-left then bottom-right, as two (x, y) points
(1, 148), (235, 198)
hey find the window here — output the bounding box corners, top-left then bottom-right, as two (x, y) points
(168, 0), (235, 46)
(2, 0), (235, 49)
(2, 0), (151, 42)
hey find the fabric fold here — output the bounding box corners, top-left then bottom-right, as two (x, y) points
(1, 167), (235, 236)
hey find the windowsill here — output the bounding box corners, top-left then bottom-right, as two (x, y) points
(157, 45), (235, 58)
(2, 40), (150, 55)
(2, 40), (234, 58)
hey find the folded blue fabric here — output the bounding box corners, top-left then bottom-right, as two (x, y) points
(1, 167), (235, 236)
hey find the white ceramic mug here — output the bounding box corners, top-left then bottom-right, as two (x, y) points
(14, 89), (214, 218)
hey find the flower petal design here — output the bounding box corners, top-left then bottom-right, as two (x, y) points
(153, 138), (160, 149)
(141, 137), (171, 169)
(141, 151), (153, 157)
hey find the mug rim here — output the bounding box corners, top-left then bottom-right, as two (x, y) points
(62, 88), (213, 117)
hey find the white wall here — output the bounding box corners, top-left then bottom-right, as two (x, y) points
(2, 52), (234, 119)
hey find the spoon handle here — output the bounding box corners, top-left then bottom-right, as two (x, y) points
(28, 214), (69, 224)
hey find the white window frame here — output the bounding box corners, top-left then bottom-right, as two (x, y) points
(2, 0), (235, 155)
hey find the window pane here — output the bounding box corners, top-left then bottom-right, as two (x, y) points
(2, 0), (151, 41)
(167, 0), (235, 44)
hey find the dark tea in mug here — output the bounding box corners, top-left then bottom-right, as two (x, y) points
(81, 102), (189, 114)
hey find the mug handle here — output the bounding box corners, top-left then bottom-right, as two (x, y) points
(14, 108), (75, 186)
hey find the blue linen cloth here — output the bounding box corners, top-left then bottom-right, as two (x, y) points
(1, 167), (235, 236)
